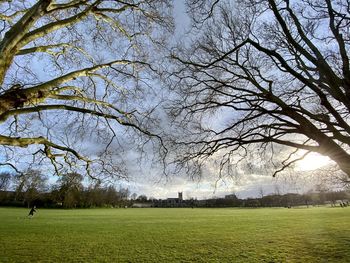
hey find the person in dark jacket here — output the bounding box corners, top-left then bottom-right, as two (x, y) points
(28, 206), (37, 218)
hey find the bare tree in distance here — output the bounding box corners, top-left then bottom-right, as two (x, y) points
(55, 172), (83, 208)
(167, 0), (350, 180)
(309, 164), (350, 190)
(0, 171), (12, 191)
(15, 168), (48, 207)
(0, 1), (172, 178)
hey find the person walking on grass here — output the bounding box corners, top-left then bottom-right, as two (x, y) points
(28, 206), (37, 218)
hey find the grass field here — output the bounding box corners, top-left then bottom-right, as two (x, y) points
(0, 207), (349, 262)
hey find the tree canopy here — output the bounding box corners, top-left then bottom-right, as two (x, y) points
(168, 0), (350, 179)
(0, 0), (172, 178)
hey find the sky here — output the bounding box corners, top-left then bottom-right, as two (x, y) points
(122, 156), (334, 200)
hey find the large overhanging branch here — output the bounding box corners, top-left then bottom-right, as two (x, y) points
(0, 104), (166, 171)
(0, 59), (148, 116)
(47, 0), (90, 12)
(0, 134), (92, 176)
(20, 3), (96, 47)
(0, 0), (148, 83)
(0, 0), (52, 83)
(0, 104), (153, 136)
(16, 43), (73, 56)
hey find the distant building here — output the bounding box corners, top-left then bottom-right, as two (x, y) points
(225, 194), (238, 200)
(153, 192), (186, 207)
(165, 192), (183, 207)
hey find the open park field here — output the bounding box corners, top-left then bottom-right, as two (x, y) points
(0, 207), (349, 262)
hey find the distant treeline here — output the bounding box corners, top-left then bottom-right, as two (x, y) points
(148, 191), (349, 208)
(1, 187), (349, 209)
(2, 189), (348, 209)
(0, 170), (349, 208)
(0, 170), (132, 208)
(0, 188), (132, 208)
(190, 191), (349, 208)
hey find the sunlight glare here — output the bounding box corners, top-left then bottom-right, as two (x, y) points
(296, 152), (331, 171)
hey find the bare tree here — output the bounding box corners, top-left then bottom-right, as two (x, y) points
(131, 192), (137, 200)
(310, 164), (350, 190)
(0, 1), (172, 178)
(168, 0), (350, 179)
(15, 168), (47, 207)
(0, 171), (12, 190)
(55, 172), (83, 208)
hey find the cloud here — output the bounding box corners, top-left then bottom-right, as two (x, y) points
(119, 157), (286, 199)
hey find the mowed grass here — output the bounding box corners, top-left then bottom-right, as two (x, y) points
(0, 207), (349, 262)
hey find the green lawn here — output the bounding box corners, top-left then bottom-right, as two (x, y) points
(0, 207), (349, 262)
